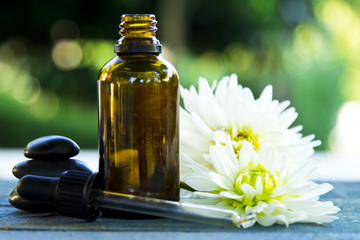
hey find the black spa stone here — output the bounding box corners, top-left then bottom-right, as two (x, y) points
(24, 135), (80, 160)
(9, 188), (56, 213)
(12, 159), (91, 179)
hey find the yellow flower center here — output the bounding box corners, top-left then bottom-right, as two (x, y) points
(234, 162), (282, 207)
(230, 127), (260, 152)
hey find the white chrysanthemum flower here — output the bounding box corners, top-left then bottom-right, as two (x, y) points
(180, 74), (339, 226)
(180, 74), (320, 179)
(181, 134), (340, 227)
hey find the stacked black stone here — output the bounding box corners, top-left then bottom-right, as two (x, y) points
(9, 135), (92, 213)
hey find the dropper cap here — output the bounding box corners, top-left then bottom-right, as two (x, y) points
(17, 170), (104, 221)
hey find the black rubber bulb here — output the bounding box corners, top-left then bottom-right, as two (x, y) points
(17, 175), (59, 205)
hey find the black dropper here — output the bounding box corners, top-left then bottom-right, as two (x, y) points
(17, 170), (256, 228)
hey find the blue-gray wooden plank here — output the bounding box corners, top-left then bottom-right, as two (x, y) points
(0, 181), (359, 240)
(0, 231), (359, 240)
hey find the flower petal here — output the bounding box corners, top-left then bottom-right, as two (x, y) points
(262, 199), (286, 214)
(239, 141), (257, 171)
(209, 143), (237, 180)
(220, 191), (244, 200)
(209, 172), (235, 191)
(256, 214), (277, 227)
(252, 201), (268, 213)
(240, 183), (257, 201)
(184, 174), (218, 191)
(255, 175), (263, 195)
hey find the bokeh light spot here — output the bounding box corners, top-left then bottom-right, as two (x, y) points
(316, 0), (354, 34)
(315, 0), (360, 59)
(225, 43), (253, 73)
(80, 39), (114, 70)
(12, 74), (41, 104)
(293, 24), (325, 60)
(0, 63), (16, 94)
(0, 39), (27, 64)
(52, 39), (82, 71)
(30, 91), (59, 121)
(197, 51), (227, 80)
(0, 44), (15, 63)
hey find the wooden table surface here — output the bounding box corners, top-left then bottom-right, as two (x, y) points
(1, 181), (360, 239)
(0, 150), (359, 239)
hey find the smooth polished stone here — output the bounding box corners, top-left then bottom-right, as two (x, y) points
(9, 188), (56, 213)
(12, 159), (91, 179)
(24, 135), (80, 160)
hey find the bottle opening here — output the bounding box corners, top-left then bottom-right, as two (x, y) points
(115, 14), (162, 54)
(121, 14), (156, 23)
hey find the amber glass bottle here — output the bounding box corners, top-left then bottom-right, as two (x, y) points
(98, 14), (179, 207)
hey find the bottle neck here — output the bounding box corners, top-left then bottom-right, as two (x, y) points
(115, 14), (162, 54)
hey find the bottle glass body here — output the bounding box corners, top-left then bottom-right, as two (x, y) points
(98, 52), (179, 202)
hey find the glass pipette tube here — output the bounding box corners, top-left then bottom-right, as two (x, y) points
(91, 190), (256, 228)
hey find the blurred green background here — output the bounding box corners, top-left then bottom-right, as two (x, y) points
(1, 0), (359, 153)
